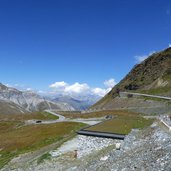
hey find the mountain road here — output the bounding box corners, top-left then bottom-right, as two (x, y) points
(120, 92), (171, 100)
(25, 110), (102, 125)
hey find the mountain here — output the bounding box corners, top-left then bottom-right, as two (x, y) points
(0, 83), (75, 114)
(92, 47), (171, 114)
(53, 94), (100, 110)
(0, 100), (28, 114)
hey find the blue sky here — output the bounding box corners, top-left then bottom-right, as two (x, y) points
(0, 0), (171, 96)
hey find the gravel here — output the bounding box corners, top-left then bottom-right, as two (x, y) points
(50, 135), (118, 158)
(72, 122), (171, 171)
(77, 135), (119, 158)
(2, 121), (171, 171)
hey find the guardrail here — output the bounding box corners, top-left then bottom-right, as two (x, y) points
(160, 119), (171, 131)
(119, 92), (171, 100)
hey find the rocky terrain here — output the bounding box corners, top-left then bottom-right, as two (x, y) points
(70, 122), (171, 171)
(92, 47), (171, 114)
(0, 83), (74, 114)
(3, 120), (171, 171)
(50, 135), (117, 159)
(0, 99), (27, 114)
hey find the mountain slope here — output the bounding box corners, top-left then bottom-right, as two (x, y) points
(0, 100), (27, 114)
(92, 47), (171, 113)
(0, 83), (74, 114)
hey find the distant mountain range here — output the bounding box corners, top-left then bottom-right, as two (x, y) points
(0, 83), (74, 114)
(0, 83), (100, 114)
(92, 47), (171, 114)
(52, 94), (100, 110)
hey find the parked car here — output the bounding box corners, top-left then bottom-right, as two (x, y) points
(36, 120), (42, 123)
(105, 115), (113, 119)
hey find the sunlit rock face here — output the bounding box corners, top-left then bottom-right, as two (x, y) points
(0, 83), (75, 113)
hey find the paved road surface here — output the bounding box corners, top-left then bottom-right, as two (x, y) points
(45, 110), (66, 121)
(26, 110), (102, 125)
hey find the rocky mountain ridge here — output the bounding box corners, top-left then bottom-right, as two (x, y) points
(0, 83), (74, 114)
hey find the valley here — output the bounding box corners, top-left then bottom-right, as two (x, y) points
(1, 113), (170, 171)
(0, 109), (154, 170)
(1, 47), (171, 170)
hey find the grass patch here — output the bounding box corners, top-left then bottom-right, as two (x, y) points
(0, 121), (85, 169)
(40, 111), (59, 120)
(137, 86), (171, 96)
(58, 110), (153, 135)
(54, 111), (81, 115)
(0, 111), (59, 122)
(0, 152), (15, 169)
(37, 153), (51, 164)
(84, 112), (154, 135)
(136, 96), (171, 103)
(58, 110), (140, 119)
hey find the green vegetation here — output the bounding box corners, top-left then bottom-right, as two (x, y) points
(58, 110), (153, 135)
(40, 111), (59, 120)
(54, 111), (81, 115)
(137, 86), (171, 97)
(135, 95), (170, 103)
(0, 111), (59, 122)
(58, 110), (140, 119)
(0, 121), (85, 169)
(85, 115), (153, 135)
(0, 110), (154, 168)
(37, 153), (51, 164)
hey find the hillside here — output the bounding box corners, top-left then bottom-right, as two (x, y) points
(0, 100), (27, 114)
(92, 47), (171, 113)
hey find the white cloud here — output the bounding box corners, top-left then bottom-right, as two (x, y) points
(49, 81), (90, 96)
(49, 81), (68, 88)
(169, 44), (171, 47)
(49, 78), (117, 97)
(135, 55), (148, 63)
(5, 83), (30, 91)
(135, 51), (155, 63)
(104, 78), (117, 88)
(92, 87), (111, 97)
(64, 82), (90, 94)
(26, 88), (32, 91)
(5, 83), (11, 87)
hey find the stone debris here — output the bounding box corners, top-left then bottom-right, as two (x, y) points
(115, 143), (121, 150)
(50, 135), (118, 158)
(73, 122), (171, 171)
(77, 135), (118, 158)
(2, 122), (171, 171)
(100, 156), (109, 161)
